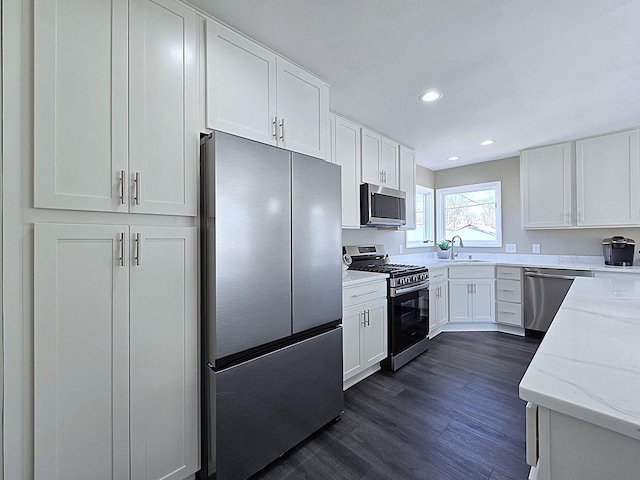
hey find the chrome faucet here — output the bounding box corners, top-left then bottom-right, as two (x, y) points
(449, 235), (464, 260)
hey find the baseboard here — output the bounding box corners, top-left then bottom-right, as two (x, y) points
(437, 322), (525, 337)
(343, 364), (381, 390)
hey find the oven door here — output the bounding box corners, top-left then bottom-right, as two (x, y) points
(389, 283), (429, 355)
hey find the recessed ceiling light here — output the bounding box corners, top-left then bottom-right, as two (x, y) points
(448, 156), (460, 161)
(480, 139), (495, 146)
(420, 90), (442, 102)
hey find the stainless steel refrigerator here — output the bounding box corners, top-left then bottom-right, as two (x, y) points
(199, 131), (344, 480)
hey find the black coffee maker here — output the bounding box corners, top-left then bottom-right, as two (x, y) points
(602, 236), (636, 266)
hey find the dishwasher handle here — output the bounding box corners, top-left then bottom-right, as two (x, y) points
(524, 271), (587, 281)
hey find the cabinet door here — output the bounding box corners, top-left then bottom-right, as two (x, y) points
(399, 145), (416, 229)
(130, 226), (198, 480)
(436, 283), (449, 328)
(34, 0), (128, 213)
(362, 298), (388, 367)
(335, 115), (362, 228)
(521, 143), (573, 228)
(576, 129), (640, 226)
(129, 0), (198, 216)
(428, 287), (439, 330)
(472, 280), (495, 322)
(380, 137), (399, 189)
(342, 306), (364, 380)
(206, 19), (277, 146)
(276, 57), (329, 159)
(34, 224), (130, 480)
(449, 280), (473, 322)
(361, 128), (382, 185)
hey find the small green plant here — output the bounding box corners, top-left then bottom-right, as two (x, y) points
(437, 240), (451, 251)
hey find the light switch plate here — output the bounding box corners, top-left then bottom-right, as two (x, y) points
(532, 244), (541, 254)
(506, 244), (516, 253)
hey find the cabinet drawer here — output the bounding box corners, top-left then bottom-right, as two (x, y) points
(343, 281), (387, 308)
(448, 265), (494, 279)
(497, 279), (522, 303)
(429, 267), (448, 284)
(497, 266), (522, 280)
(497, 301), (523, 326)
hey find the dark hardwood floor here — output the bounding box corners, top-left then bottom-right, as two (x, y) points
(250, 332), (541, 480)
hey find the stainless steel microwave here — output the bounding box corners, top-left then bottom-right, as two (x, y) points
(360, 183), (407, 227)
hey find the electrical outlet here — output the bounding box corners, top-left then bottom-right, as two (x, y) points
(506, 244), (516, 253)
(532, 244), (541, 254)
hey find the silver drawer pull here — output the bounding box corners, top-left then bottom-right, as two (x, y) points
(500, 311), (516, 315)
(352, 290), (377, 298)
(119, 232), (125, 267)
(499, 289), (516, 292)
(119, 170), (126, 204)
(134, 171), (141, 205)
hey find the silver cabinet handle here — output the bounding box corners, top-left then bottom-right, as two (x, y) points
(473, 284), (477, 294)
(366, 309), (371, 326)
(279, 118), (285, 141)
(499, 289), (516, 292)
(119, 232), (125, 267)
(384, 171), (387, 183)
(134, 172), (141, 205)
(272, 116), (278, 139)
(135, 233), (141, 266)
(361, 312), (367, 328)
(119, 170), (126, 204)
(467, 283), (472, 294)
(379, 171), (383, 182)
(565, 212), (570, 222)
(500, 311), (516, 315)
(352, 289), (377, 298)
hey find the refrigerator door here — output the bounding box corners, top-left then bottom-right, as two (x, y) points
(211, 132), (292, 361)
(214, 327), (343, 480)
(291, 153), (343, 333)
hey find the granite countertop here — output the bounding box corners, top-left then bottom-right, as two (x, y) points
(519, 277), (640, 440)
(342, 270), (388, 287)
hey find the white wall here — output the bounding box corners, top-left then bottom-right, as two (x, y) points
(434, 156), (640, 256)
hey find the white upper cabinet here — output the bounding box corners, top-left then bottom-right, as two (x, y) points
(380, 137), (399, 189)
(34, 0), (129, 213)
(130, 226), (198, 480)
(327, 113), (336, 164)
(129, 0), (198, 216)
(334, 114), (362, 228)
(361, 128), (383, 185)
(361, 128), (399, 188)
(34, 0), (198, 216)
(521, 142), (574, 229)
(276, 57), (329, 159)
(205, 19), (277, 146)
(576, 129), (640, 227)
(206, 19), (328, 159)
(399, 145), (416, 229)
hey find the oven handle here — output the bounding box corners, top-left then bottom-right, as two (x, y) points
(391, 280), (430, 297)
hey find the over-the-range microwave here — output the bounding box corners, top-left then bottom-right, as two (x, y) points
(360, 183), (406, 227)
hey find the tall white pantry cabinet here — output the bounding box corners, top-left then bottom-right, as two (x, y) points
(31, 0), (200, 479)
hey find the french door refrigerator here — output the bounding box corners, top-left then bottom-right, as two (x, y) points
(199, 131), (343, 480)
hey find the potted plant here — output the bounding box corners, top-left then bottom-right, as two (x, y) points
(437, 240), (451, 259)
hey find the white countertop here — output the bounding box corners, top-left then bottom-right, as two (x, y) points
(342, 270), (388, 287)
(519, 277), (640, 440)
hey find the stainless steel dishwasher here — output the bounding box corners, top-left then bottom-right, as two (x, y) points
(523, 267), (593, 333)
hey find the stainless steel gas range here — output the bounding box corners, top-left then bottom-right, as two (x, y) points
(344, 244), (429, 371)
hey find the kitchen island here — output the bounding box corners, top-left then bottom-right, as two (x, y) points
(519, 277), (640, 480)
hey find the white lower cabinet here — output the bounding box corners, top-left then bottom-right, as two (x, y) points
(429, 268), (449, 335)
(342, 280), (387, 389)
(34, 223), (198, 480)
(449, 278), (495, 323)
(496, 267), (524, 327)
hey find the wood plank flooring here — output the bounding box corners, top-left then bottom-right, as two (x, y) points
(250, 332), (541, 480)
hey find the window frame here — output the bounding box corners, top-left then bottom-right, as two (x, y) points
(406, 185), (434, 249)
(435, 181), (502, 248)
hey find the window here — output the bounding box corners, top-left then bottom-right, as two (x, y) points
(436, 181), (502, 248)
(406, 186), (434, 248)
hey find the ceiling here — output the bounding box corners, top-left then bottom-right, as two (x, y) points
(187, 0), (640, 170)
